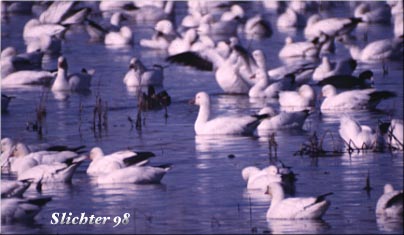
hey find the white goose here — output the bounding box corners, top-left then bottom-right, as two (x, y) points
(354, 2), (391, 24)
(1, 47), (43, 78)
(266, 182), (332, 219)
(242, 165), (281, 190)
(2, 196), (52, 223)
(244, 14), (272, 39)
(304, 14), (361, 40)
(338, 116), (378, 150)
(123, 57), (164, 87)
(191, 91), (268, 135)
(51, 56), (94, 92)
(96, 164), (172, 184)
(312, 57), (357, 82)
(279, 84), (315, 112)
(167, 28), (199, 55)
(85, 12), (127, 42)
(17, 157), (86, 183)
(23, 19), (66, 41)
(320, 85), (396, 111)
(382, 119), (403, 150)
(279, 36), (323, 58)
(2, 70), (56, 87)
(86, 147), (155, 176)
(346, 38), (403, 62)
(376, 184), (403, 217)
(140, 19), (176, 50)
(277, 7), (305, 28)
(8, 142), (85, 176)
(104, 26), (133, 46)
(257, 107), (309, 135)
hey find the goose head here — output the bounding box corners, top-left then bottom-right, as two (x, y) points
(89, 147), (104, 160)
(241, 166), (260, 181)
(383, 183), (395, 194)
(154, 19), (174, 35)
(191, 91), (210, 106)
(1, 138), (14, 153)
(258, 107), (276, 117)
(321, 84), (337, 98)
(58, 56), (68, 71)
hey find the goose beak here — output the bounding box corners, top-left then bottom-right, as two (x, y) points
(188, 98), (196, 105)
(264, 186), (272, 196)
(249, 74), (256, 79)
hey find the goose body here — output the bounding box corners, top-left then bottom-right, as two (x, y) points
(257, 107), (309, 134)
(279, 37), (321, 58)
(2, 70), (55, 87)
(104, 26), (133, 46)
(51, 56), (93, 91)
(312, 57), (357, 82)
(87, 147), (155, 176)
(96, 164), (171, 184)
(376, 184), (403, 217)
(191, 92), (267, 135)
(317, 70), (373, 89)
(279, 84), (315, 112)
(347, 38), (403, 62)
(320, 85), (396, 111)
(338, 116), (378, 149)
(123, 57), (164, 87)
(266, 182), (331, 219)
(242, 165), (293, 191)
(17, 160), (85, 183)
(304, 15), (361, 40)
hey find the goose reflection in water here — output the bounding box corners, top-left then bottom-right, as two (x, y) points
(267, 219), (331, 234)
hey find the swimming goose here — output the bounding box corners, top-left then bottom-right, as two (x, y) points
(38, 1), (90, 25)
(86, 147), (155, 176)
(244, 14), (272, 39)
(312, 57), (357, 82)
(338, 116), (379, 150)
(257, 107), (309, 134)
(1, 196), (52, 223)
(17, 156), (86, 183)
(123, 57), (164, 87)
(85, 12), (127, 41)
(123, 1), (175, 24)
(1, 94), (15, 112)
(242, 165), (282, 191)
(104, 26), (133, 46)
(23, 19), (66, 41)
(279, 84), (316, 112)
(266, 182), (332, 219)
(320, 85), (396, 111)
(242, 165), (296, 193)
(96, 164), (172, 184)
(277, 7), (305, 28)
(168, 28), (199, 55)
(190, 91), (268, 135)
(376, 184), (403, 217)
(1, 47), (43, 77)
(380, 119), (403, 150)
(51, 56), (94, 92)
(2, 70), (56, 87)
(279, 36), (326, 58)
(354, 2), (391, 24)
(140, 19), (177, 50)
(304, 15), (362, 40)
(1, 179), (32, 198)
(317, 70), (373, 89)
(345, 38), (404, 62)
(166, 41), (252, 94)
